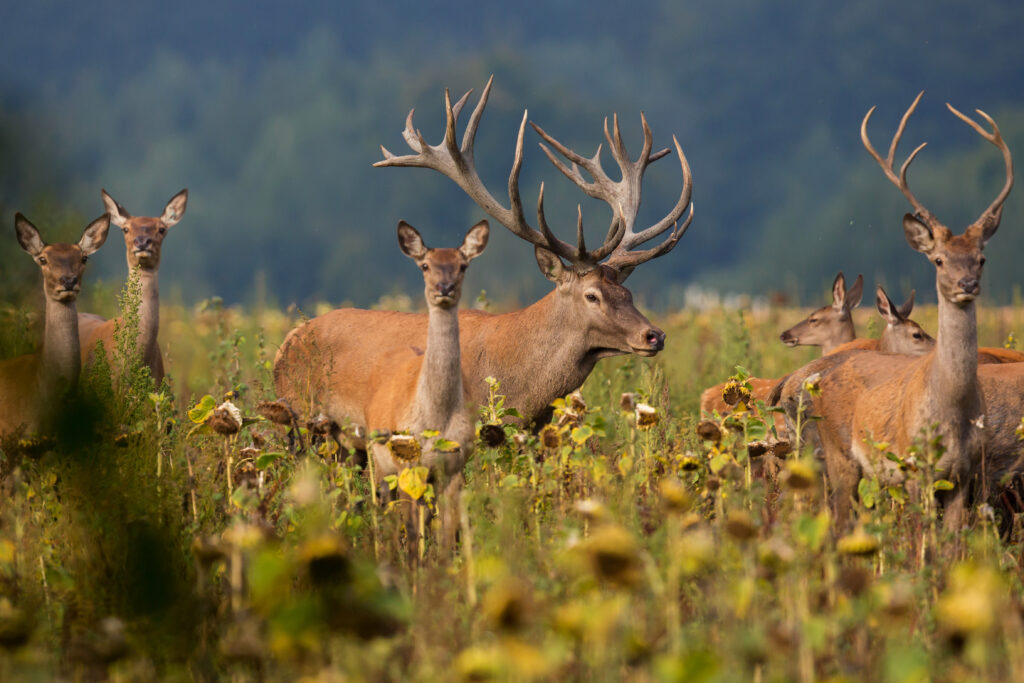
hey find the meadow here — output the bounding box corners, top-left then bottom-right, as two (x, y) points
(3, 287), (1024, 681)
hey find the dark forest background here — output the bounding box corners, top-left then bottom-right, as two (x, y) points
(2, 0), (1024, 310)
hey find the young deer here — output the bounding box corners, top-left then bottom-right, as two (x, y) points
(78, 189), (187, 385)
(0, 213), (110, 437)
(274, 77), (691, 451)
(790, 93), (1012, 529)
(364, 220), (489, 548)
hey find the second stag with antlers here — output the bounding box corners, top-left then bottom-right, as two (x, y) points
(273, 77), (693, 448)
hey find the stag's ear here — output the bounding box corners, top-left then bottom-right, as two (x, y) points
(875, 285), (902, 325)
(534, 245), (567, 283)
(161, 188), (188, 227)
(831, 272), (847, 311)
(903, 214), (935, 254)
(14, 213), (45, 256)
(79, 214), (111, 255)
(101, 189), (131, 229)
(897, 289), (916, 319)
(397, 220), (428, 260)
(845, 274), (864, 311)
(459, 220), (489, 261)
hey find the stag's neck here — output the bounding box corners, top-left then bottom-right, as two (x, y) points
(40, 297), (81, 395)
(414, 304), (463, 430)
(135, 268), (160, 361)
(929, 292), (978, 405)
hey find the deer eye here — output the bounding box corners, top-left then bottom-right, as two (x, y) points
(459, 263), (467, 272)
(81, 255), (88, 264)
(980, 256), (986, 266)
(38, 256), (47, 265)
(420, 263), (429, 271)
(808, 317), (818, 324)
(913, 332), (923, 340)
(122, 227), (129, 234)
(158, 227), (166, 235)
(934, 257), (943, 267)
(585, 293), (599, 303)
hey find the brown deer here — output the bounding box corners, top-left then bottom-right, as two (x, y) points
(274, 77), (692, 449)
(77, 189), (187, 385)
(699, 278), (933, 427)
(365, 220), (489, 547)
(778, 272), (864, 353)
(0, 213), (110, 437)
(782, 93), (1012, 529)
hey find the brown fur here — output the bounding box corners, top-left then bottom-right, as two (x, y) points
(78, 189), (186, 385)
(0, 214), (109, 436)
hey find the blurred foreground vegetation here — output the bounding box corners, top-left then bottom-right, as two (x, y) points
(3, 292), (1024, 680)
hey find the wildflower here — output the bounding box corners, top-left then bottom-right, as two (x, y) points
(539, 425), (561, 450)
(724, 510), (758, 542)
(635, 403), (658, 430)
(620, 392), (638, 413)
(782, 459), (815, 491)
(837, 527), (880, 556)
(388, 434), (422, 462)
(482, 577), (533, 632)
(659, 478), (691, 512)
(580, 524), (643, 588)
(722, 379), (751, 407)
(256, 400), (294, 425)
(695, 420), (722, 443)
(678, 453), (702, 471)
(802, 372), (822, 397)
(479, 423), (507, 448)
(210, 401), (243, 435)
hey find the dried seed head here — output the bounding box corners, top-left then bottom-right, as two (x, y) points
(210, 401), (243, 435)
(388, 434), (422, 462)
(783, 459), (816, 491)
(479, 423), (507, 448)
(307, 413), (332, 436)
(620, 392), (638, 413)
(299, 533), (350, 585)
(580, 524), (643, 588)
(695, 420), (722, 443)
(256, 400), (294, 425)
(771, 439), (793, 458)
(724, 510), (758, 542)
(837, 528), (880, 557)
(678, 453), (702, 471)
(747, 440), (771, 459)
(722, 379), (751, 407)
(482, 577), (534, 633)
(635, 403), (659, 430)
(659, 478), (692, 512)
(540, 425), (561, 450)
(569, 391), (588, 413)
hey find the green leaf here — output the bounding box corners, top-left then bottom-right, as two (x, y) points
(255, 452), (285, 469)
(383, 474), (398, 491)
(571, 425), (594, 445)
(793, 511), (829, 551)
(398, 467), (430, 500)
(420, 429), (440, 438)
(933, 479), (955, 491)
(858, 477), (880, 509)
(187, 394), (216, 423)
(432, 438), (461, 453)
(503, 407), (523, 419)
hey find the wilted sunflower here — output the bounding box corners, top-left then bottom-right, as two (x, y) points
(722, 379), (751, 407)
(481, 577), (534, 633)
(782, 459), (816, 491)
(724, 510), (758, 541)
(936, 563), (1005, 639)
(620, 392), (638, 413)
(695, 420), (722, 443)
(299, 533), (350, 585)
(659, 478), (691, 512)
(479, 423), (507, 448)
(569, 391), (588, 414)
(191, 535), (228, 567)
(539, 424), (561, 450)
(580, 524), (643, 588)
(0, 598), (31, 650)
(210, 401), (243, 435)
(678, 453), (702, 471)
(14, 435), (55, 459)
(837, 527), (880, 556)
(388, 434), (422, 462)
(256, 399), (295, 425)
(746, 440), (771, 459)
(635, 403), (659, 430)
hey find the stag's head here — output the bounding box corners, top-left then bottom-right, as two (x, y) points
(102, 188), (187, 271)
(375, 77), (692, 358)
(779, 272), (862, 351)
(397, 220), (489, 310)
(862, 92), (1012, 307)
(15, 213), (110, 302)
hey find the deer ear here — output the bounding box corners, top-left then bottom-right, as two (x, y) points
(903, 214), (935, 254)
(79, 214), (111, 255)
(845, 274), (864, 310)
(14, 213), (45, 256)
(101, 189), (131, 228)
(897, 289), (916, 319)
(831, 272), (846, 311)
(534, 245), (567, 283)
(397, 220), (428, 259)
(161, 188), (188, 227)
(875, 285), (901, 324)
(459, 220), (489, 261)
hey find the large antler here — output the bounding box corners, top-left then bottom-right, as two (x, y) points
(946, 102), (1014, 234)
(860, 91), (938, 227)
(374, 76), (623, 270)
(531, 113), (693, 279)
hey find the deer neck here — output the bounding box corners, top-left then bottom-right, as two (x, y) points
(821, 319), (856, 355)
(414, 302), (463, 430)
(39, 296), (81, 398)
(928, 288), (978, 405)
(134, 267), (160, 362)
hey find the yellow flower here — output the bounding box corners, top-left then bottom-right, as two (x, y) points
(837, 527), (880, 556)
(722, 379), (751, 407)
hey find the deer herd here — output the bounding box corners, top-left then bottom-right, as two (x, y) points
(1, 78), (1022, 542)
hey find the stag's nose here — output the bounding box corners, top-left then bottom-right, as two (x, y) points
(436, 282), (456, 297)
(59, 275), (78, 290)
(958, 277), (980, 294)
(134, 236), (153, 250)
(644, 327), (665, 351)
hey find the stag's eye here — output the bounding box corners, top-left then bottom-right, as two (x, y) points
(81, 255), (88, 264)
(38, 256), (47, 265)
(934, 257), (943, 267)
(420, 264), (429, 271)
(980, 256), (986, 266)
(585, 293), (599, 303)
(459, 264), (467, 272)
(158, 227), (166, 235)
(122, 227), (129, 234)
(808, 317), (818, 324)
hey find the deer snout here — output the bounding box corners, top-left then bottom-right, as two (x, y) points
(436, 282), (457, 297)
(59, 275), (79, 290)
(957, 277), (980, 295)
(644, 327), (665, 351)
(779, 330), (796, 346)
(134, 236), (153, 251)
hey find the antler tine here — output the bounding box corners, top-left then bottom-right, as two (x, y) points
(461, 75), (493, 157)
(947, 102), (1014, 224)
(860, 91), (935, 223)
(606, 202), (694, 279)
(535, 183), (589, 264)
